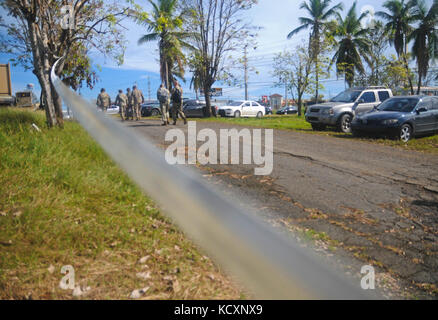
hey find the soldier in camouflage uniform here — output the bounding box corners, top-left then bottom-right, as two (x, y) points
(132, 85), (144, 121)
(97, 88), (111, 112)
(115, 89), (128, 121)
(126, 88), (133, 120)
(157, 84), (170, 126)
(171, 80), (187, 125)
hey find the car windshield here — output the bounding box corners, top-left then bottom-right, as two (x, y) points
(377, 98), (419, 113)
(331, 90), (362, 103)
(228, 101), (243, 107)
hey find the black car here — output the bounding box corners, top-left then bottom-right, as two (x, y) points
(276, 106), (298, 115)
(183, 100), (218, 118)
(351, 96), (438, 142)
(141, 102), (161, 117)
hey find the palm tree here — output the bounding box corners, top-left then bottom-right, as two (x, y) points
(138, 0), (191, 89)
(331, 1), (371, 87)
(376, 0), (416, 94)
(287, 0), (343, 102)
(409, 0), (438, 94)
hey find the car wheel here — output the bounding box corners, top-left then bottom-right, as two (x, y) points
(151, 109), (159, 117)
(234, 111), (241, 118)
(399, 124), (412, 142)
(311, 124), (326, 131)
(339, 114), (352, 134)
(256, 111), (263, 118)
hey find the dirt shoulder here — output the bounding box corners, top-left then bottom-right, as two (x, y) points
(129, 118), (438, 299)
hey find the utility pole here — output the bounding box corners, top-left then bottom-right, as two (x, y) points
(147, 76), (151, 101)
(244, 45), (248, 100)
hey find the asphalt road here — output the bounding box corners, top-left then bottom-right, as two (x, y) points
(125, 118), (438, 299)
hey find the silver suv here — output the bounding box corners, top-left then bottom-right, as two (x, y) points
(305, 87), (393, 133)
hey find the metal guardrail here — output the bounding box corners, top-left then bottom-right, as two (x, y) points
(51, 60), (370, 299)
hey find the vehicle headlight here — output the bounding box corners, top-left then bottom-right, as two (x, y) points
(382, 119), (399, 125)
(322, 108), (334, 115)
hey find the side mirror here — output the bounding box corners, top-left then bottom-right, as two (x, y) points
(352, 101), (359, 111)
(416, 107), (428, 114)
(358, 99), (365, 104)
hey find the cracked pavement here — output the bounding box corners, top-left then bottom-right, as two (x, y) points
(125, 118), (438, 299)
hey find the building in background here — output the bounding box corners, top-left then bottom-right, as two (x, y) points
(418, 87), (438, 96)
(269, 94), (283, 110)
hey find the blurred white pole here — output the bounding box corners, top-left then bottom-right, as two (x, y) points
(51, 60), (370, 300)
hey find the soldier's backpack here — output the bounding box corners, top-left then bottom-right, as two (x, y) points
(172, 87), (182, 103)
(158, 88), (169, 103)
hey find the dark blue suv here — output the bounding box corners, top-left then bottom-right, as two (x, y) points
(351, 96), (438, 142)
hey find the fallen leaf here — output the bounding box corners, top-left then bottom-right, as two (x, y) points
(172, 279), (181, 293)
(138, 256), (150, 264)
(129, 287), (149, 299)
(13, 211), (22, 218)
(136, 272), (151, 280)
(72, 286), (91, 297)
(47, 265), (55, 274)
(110, 241), (119, 248)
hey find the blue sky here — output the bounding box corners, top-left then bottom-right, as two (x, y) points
(1, 0), (400, 102)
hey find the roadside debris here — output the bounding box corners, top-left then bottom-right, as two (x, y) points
(129, 287), (149, 299)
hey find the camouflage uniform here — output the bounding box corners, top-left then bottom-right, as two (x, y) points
(115, 92), (128, 121)
(171, 84), (187, 125)
(157, 86), (170, 125)
(132, 88), (144, 121)
(97, 92), (111, 111)
(126, 90), (134, 120)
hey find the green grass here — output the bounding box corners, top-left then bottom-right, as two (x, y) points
(199, 114), (313, 131)
(198, 115), (438, 154)
(0, 108), (241, 300)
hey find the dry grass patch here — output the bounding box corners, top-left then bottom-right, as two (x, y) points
(0, 108), (243, 300)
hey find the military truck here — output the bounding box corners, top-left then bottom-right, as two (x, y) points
(0, 63), (14, 106)
(15, 91), (34, 107)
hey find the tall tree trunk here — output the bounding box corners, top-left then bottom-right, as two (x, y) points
(417, 74), (422, 95)
(52, 82), (64, 128)
(313, 33), (320, 103)
(28, 18), (60, 128)
(402, 40), (414, 95)
(315, 59), (319, 102)
(402, 55), (415, 95)
(203, 80), (212, 118)
(297, 93), (303, 117)
(40, 73), (57, 127)
(165, 61), (169, 89)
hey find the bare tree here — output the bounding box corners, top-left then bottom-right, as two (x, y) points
(272, 44), (314, 117)
(181, 0), (257, 117)
(1, 0), (134, 127)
